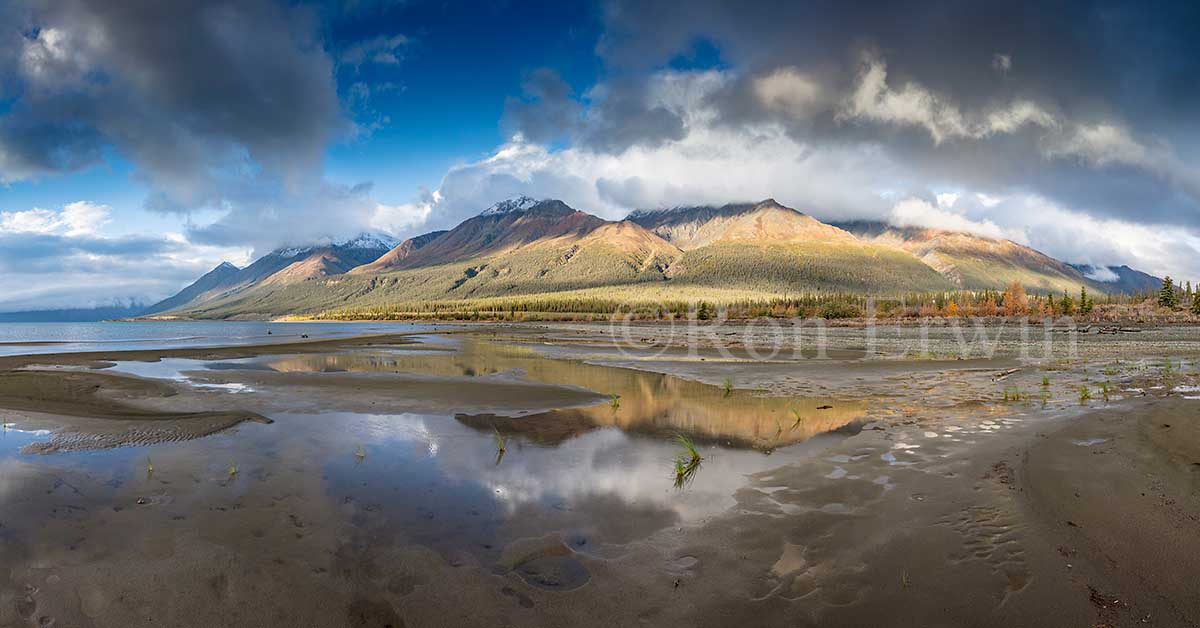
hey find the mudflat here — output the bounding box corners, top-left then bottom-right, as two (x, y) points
(1, 323), (1198, 627)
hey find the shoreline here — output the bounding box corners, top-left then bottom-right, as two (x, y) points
(128, 314), (1200, 328)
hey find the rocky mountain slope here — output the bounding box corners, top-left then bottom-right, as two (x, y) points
(148, 198), (1157, 319)
(143, 233), (397, 316)
(832, 221), (1131, 295)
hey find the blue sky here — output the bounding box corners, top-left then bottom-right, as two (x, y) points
(1, 0), (1199, 310)
(4, 0), (605, 237)
(321, 0), (603, 201)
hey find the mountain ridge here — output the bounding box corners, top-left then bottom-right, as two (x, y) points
(147, 198), (1160, 319)
(144, 232), (399, 316)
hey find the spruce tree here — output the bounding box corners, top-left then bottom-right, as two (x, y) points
(1079, 286), (1094, 315)
(1059, 291), (1075, 315)
(1193, 291), (1200, 317)
(1159, 276), (1180, 308)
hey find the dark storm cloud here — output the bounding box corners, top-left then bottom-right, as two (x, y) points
(0, 0), (344, 209)
(599, 0), (1200, 119)
(504, 69), (686, 152)
(503, 69), (584, 145)
(493, 0), (1199, 228)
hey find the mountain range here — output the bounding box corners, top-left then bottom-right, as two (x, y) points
(142, 197), (1160, 319)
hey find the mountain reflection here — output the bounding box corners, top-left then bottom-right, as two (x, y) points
(260, 340), (867, 448)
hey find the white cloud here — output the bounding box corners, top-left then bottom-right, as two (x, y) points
(838, 52), (1057, 143)
(1039, 123), (1200, 204)
(0, 202), (254, 311)
(752, 67), (824, 118)
(975, 193), (1002, 208)
(1082, 266), (1120, 282)
(0, 201), (111, 236)
(935, 192), (960, 209)
(1042, 123), (1149, 168)
(991, 53), (1012, 74)
(888, 197), (1009, 240)
(939, 193), (1200, 281)
(370, 200), (433, 235)
(397, 68), (1200, 284)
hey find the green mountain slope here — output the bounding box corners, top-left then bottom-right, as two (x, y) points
(155, 198), (1157, 319)
(834, 221), (1109, 294)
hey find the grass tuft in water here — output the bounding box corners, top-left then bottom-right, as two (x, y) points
(355, 444), (366, 461)
(1079, 386), (1092, 404)
(790, 409), (805, 431)
(722, 377), (734, 397)
(672, 433), (705, 489)
(1002, 387), (1026, 402)
(609, 393), (621, 411)
(228, 462), (238, 479)
(1042, 376), (1050, 388)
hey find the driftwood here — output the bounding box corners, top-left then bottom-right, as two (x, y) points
(992, 368), (1022, 382)
(1097, 326), (1144, 335)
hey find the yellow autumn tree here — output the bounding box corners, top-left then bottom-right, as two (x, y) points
(1003, 281), (1028, 316)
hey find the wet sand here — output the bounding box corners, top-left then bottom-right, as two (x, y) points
(0, 324), (1198, 627)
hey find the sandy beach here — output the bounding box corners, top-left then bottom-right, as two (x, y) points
(1, 323), (1198, 627)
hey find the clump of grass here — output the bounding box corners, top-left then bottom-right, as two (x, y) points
(1079, 386), (1092, 404)
(722, 377), (734, 397)
(1042, 376), (1050, 388)
(1100, 381), (1112, 403)
(493, 426), (507, 465)
(1002, 387), (1026, 402)
(672, 434), (704, 489)
(228, 462), (238, 479)
(790, 409), (805, 431)
(1040, 390), (1051, 408)
(609, 394), (621, 411)
(900, 570), (911, 590)
(355, 444), (366, 461)
(676, 434), (702, 463)
(146, 457), (154, 478)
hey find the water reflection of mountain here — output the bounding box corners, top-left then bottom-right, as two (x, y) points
(260, 341), (867, 448)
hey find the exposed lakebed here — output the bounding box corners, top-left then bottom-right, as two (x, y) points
(3, 325), (1200, 627)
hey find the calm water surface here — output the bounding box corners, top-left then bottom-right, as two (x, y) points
(0, 321), (434, 356)
(1, 333), (871, 592)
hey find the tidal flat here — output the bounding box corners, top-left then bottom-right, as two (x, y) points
(1, 324), (1199, 627)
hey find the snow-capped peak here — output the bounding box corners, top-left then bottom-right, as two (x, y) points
(273, 233), (399, 258)
(277, 246), (311, 259)
(335, 232), (400, 250)
(480, 196), (541, 216)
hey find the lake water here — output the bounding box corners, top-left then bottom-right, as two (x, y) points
(0, 331), (869, 609)
(4, 321), (1198, 626)
(0, 320), (435, 356)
